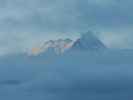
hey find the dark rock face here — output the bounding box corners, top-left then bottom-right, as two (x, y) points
(71, 31), (106, 51)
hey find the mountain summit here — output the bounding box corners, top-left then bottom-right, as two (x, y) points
(71, 31), (106, 51)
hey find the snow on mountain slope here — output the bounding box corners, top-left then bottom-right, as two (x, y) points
(71, 31), (106, 51)
(29, 39), (73, 55)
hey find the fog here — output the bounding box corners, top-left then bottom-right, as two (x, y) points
(0, 50), (133, 100)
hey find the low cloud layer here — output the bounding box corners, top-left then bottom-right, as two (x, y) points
(0, 0), (133, 55)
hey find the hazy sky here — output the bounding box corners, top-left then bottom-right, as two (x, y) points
(0, 0), (133, 55)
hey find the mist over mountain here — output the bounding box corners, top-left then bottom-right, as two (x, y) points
(0, 47), (133, 100)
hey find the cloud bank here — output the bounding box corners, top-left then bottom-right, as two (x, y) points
(0, 0), (133, 55)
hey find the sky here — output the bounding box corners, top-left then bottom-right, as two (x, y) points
(0, 0), (133, 55)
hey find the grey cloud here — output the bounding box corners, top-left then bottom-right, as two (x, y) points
(0, 0), (133, 32)
(0, 0), (133, 55)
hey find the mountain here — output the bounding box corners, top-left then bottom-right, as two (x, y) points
(71, 31), (106, 51)
(28, 31), (106, 56)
